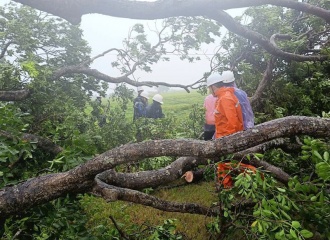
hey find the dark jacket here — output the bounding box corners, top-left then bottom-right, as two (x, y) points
(133, 96), (147, 120)
(146, 101), (164, 119)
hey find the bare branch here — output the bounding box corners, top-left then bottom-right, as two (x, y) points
(51, 66), (191, 92)
(121, 24), (172, 78)
(109, 216), (130, 240)
(233, 138), (293, 184)
(85, 48), (123, 65)
(270, 34), (292, 48)
(0, 89), (31, 101)
(184, 138), (292, 184)
(250, 56), (276, 111)
(0, 41), (16, 59)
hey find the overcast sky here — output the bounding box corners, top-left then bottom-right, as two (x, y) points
(80, 15), (219, 90)
(80, 8), (245, 91)
(2, 0), (245, 92)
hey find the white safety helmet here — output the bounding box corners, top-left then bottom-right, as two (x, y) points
(206, 71), (235, 87)
(152, 94), (163, 104)
(140, 91), (149, 99)
(137, 86), (144, 92)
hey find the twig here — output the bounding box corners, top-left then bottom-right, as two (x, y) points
(109, 215), (130, 240)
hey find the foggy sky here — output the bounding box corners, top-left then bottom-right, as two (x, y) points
(1, 0), (245, 92)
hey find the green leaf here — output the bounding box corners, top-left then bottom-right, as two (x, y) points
(262, 210), (272, 217)
(251, 220), (258, 227)
(303, 138), (311, 145)
(262, 177), (267, 191)
(291, 202), (300, 211)
(277, 187), (286, 193)
(275, 230), (285, 239)
(315, 162), (330, 180)
(254, 153), (264, 159)
(300, 229), (313, 238)
(301, 145), (311, 150)
(319, 191), (324, 203)
(280, 210), (291, 220)
(290, 229), (297, 238)
(291, 221), (301, 229)
(313, 150), (323, 160)
(300, 155), (310, 160)
(324, 151), (329, 161)
(257, 221), (263, 233)
(310, 196), (317, 201)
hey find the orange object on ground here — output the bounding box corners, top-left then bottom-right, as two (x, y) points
(217, 162), (257, 188)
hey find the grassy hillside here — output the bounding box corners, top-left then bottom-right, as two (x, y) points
(81, 181), (218, 239)
(161, 90), (205, 118)
(107, 89), (206, 121)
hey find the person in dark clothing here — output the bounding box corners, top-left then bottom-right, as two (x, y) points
(133, 87), (144, 108)
(146, 94), (165, 119)
(91, 96), (106, 127)
(133, 91), (149, 120)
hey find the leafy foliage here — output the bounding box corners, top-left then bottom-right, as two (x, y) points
(2, 196), (94, 240)
(208, 136), (330, 239)
(214, 5), (330, 121)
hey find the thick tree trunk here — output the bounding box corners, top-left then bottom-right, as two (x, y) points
(0, 116), (329, 219)
(13, 0), (330, 24)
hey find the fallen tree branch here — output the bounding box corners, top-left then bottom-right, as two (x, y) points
(93, 178), (219, 217)
(97, 157), (205, 190)
(0, 116), (329, 219)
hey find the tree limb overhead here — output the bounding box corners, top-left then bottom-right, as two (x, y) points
(12, 0), (330, 24)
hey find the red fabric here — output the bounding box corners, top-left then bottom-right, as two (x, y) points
(214, 87), (243, 139)
(217, 162), (257, 188)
